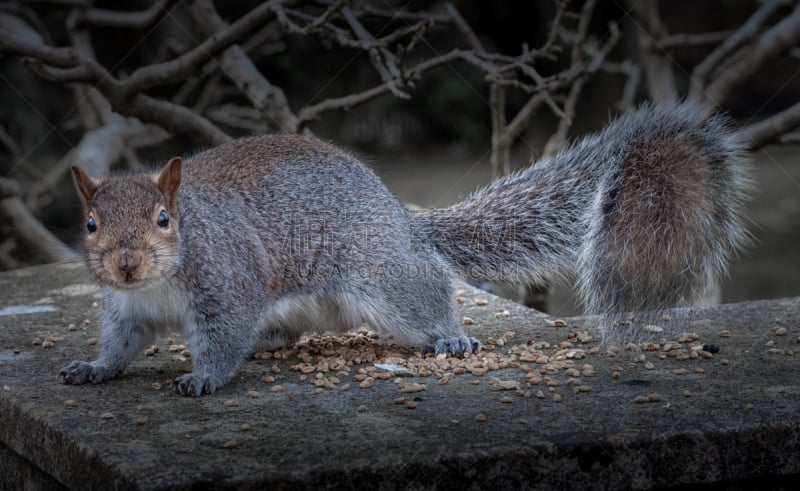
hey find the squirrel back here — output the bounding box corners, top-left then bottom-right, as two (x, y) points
(414, 102), (752, 335)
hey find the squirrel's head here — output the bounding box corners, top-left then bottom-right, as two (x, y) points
(71, 157), (182, 290)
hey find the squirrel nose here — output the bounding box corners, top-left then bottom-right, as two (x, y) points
(118, 250), (141, 274)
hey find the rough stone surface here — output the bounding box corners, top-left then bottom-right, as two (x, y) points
(1, 263), (799, 490)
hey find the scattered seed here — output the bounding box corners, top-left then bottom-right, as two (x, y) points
(136, 418), (146, 426)
(633, 396), (649, 404)
(406, 401), (417, 409)
(719, 330), (731, 338)
(151, 382), (161, 390)
(475, 414), (487, 422)
(776, 327), (788, 336)
(552, 394), (563, 402)
(87, 337), (98, 345)
(574, 385), (592, 393)
(245, 391), (260, 399)
(225, 399), (239, 407)
(462, 317), (474, 325)
(271, 385), (284, 393)
(500, 396), (513, 403)
(474, 298), (488, 306)
(644, 362), (654, 370)
(357, 405), (368, 413)
(399, 382), (426, 393)
(470, 367), (488, 376)
(262, 375), (275, 384)
(64, 400), (77, 407)
(32, 337), (42, 345)
(455, 296), (467, 304)
(12, 348), (20, 355)
(647, 393), (661, 402)
(222, 440), (237, 449)
(394, 397), (405, 405)
(683, 390), (691, 397)
(101, 412), (114, 420)
(490, 379), (520, 391)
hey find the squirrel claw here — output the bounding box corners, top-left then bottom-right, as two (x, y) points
(60, 360), (118, 385)
(174, 374), (217, 397)
(424, 336), (481, 357)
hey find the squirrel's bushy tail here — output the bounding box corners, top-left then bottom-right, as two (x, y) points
(414, 103), (752, 327)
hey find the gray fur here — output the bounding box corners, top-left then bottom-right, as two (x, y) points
(416, 102), (752, 340)
(61, 103), (752, 396)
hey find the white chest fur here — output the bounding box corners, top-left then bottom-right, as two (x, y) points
(107, 279), (191, 332)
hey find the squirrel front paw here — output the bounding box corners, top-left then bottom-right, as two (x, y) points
(423, 336), (481, 357)
(59, 360), (120, 385)
(174, 373), (219, 397)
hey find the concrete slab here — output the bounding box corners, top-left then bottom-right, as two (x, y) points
(0, 263), (798, 490)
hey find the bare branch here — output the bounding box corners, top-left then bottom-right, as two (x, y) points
(0, 26), (229, 143)
(341, 6), (407, 99)
(542, 0), (596, 158)
(698, 4), (800, 106)
(740, 101), (800, 147)
(444, 3), (485, 53)
(297, 83), (392, 125)
(777, 132), (800, 144)
(489, 83), (510, 179)
(690, 0), (793, 99)
(120, 0), (307, 98)
(77, 0), (177, 29)
(25, 114), (135, 210)
(189, 0), (299, 132)
(627, 0), (678, 105)
(0, 180), (78, 263)
(602, 60), (641, 112)
(659, 30), (733, 49)
(123, 94), (231, 145)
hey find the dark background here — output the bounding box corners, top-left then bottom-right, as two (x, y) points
(1, 0), (798, 314)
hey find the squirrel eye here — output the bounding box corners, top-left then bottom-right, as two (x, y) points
(87, 216), (97, 234)
(157, 210), (169, 228)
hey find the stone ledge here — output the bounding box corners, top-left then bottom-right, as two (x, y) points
(0, 263), (798, 490)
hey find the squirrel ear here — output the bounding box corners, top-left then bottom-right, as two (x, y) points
(70, 166), (98, 210)
(157, 156), (182, 213)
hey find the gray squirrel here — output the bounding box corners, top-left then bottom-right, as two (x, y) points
(60, 103), (751, 396)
